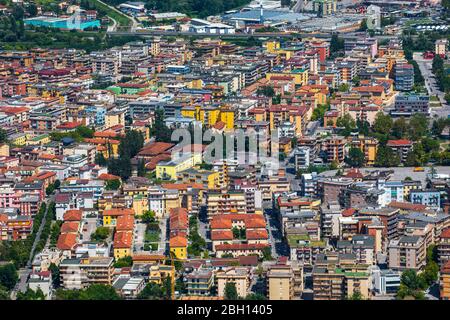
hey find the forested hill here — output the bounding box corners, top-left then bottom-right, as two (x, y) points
(105, 0), (252, 18)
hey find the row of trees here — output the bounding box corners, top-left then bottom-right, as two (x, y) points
(0, 202), (48, 268)
(0, 13), (25, 43)
(50, 126), (94, 143)
(2, 24), (136, 52)
(55, 284), (121, 300)
(432, 55), (450, 103)
(397, 246), (439, 300)
(34, 202), (56, 254)
(334, 111), (449, 168)
(141, 0), (252, 18)
(188, 215), (207, 257)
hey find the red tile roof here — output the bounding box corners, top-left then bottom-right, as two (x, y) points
(211, 230), (233, 241)
(169, 235), (187, 247)
(98, 173), (121, 181)
(60, 221), (80, 233)
(138, 142), (174, 156)
(387, 201), (427, 211)
(57, 233), (77, 250)
(63, 210), (82, 221)
(387, 139), (413, 147)
(114, 230), (133, 248)
(246, 229), (269, 240)
(342, 208), (356, 217)
(215, 243), (269, 251)
(116, 215), (135, 231)
(103, 208), (134, 217)
(441, 228), (450, 239)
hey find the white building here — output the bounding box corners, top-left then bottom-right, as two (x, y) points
(189, 18), (236, 34)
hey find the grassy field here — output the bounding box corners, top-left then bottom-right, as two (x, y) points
(87, 0), (132, 27)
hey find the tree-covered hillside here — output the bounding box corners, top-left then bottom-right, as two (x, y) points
(106, 0), (251, 18)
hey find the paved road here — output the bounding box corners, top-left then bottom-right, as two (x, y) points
(96, 0), (137, 31)
(133, 222), (146, 252)
(107, 30), (329, 39)
(159, 216), (168, 254)
(413, 52), (450, 119)
(11, 198), (53, 299)
(319, 166), (450, 183)
(107, 16), (117, 32)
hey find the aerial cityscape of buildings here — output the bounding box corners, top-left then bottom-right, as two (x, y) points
(0, 0), (449, 304)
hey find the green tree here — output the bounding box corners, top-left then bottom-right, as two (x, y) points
(79, 284), (121, 300)
(397, 269), (427, 300)
(105, 179), (121, 190)
(150, 109), (172, 143)
(95, 152), (108, 166)
(17, 287), (46, 300)
(375, 146), (400, 167)
(345, 147), (365, 167)
(330, 34), (344, 54)
(338, 83), (350, 92)
(0, 285), (10, 300)
(46, 184), (55, 196)
(245, 293), (267, 300)
(137, 159), (146, 177)
(408, 114), (429, 141)
(141, 210), (156, 224)
(336, 114), (356, 136)
(91, 227), (110, 242)
(349, 291), (363, 300)
(49, 263), (60, 289)
(0, 263), (18, 291)
(392, 117), (409, 139)
(256, 85), (275, 97)
(137, 282), (165, 300)
(262, 247), (273, 261)
(224, 282), (238, 300)
(0, 128), (7, 143)
(359, 18), (368, 31)
(373, 112), (393, 135)
(114, 256), (133, 268)
(311, 104), (329, 123)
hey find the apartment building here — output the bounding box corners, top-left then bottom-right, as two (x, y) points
(205, 190), (249, 218)
(388, 235), (427, 271)
(59, 256), (114, 290)
(216, 267), (251, 298)
(386, 139), (413, 163)
(441, 260), (450, 300)
(186, 269), (214, 296)
(312, 253), (371, 300)
(322, 135), (346, 164)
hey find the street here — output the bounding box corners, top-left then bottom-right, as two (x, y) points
(413, 52), (450, 119)
(11, 196), (54, 299)
(263, 205), (289, 259)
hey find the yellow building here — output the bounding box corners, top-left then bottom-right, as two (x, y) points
(26, 134), (51, 146)
(132, 195), (149, 217)
(264, 40), (281, 53)
(169, 235), (188, 260)
(266, 68), (309, 87)
(105, 110), (126, 129)
(177, 168), (222, 189)
(9, 133), (27, 146)
(349, 135), (378, 166)
(156, 153), (202, 180)
(102, 208), (134, 227)
(219, 107), (235, 130)
(0, 143), (9, 157)
(113, 231), (133, 259)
